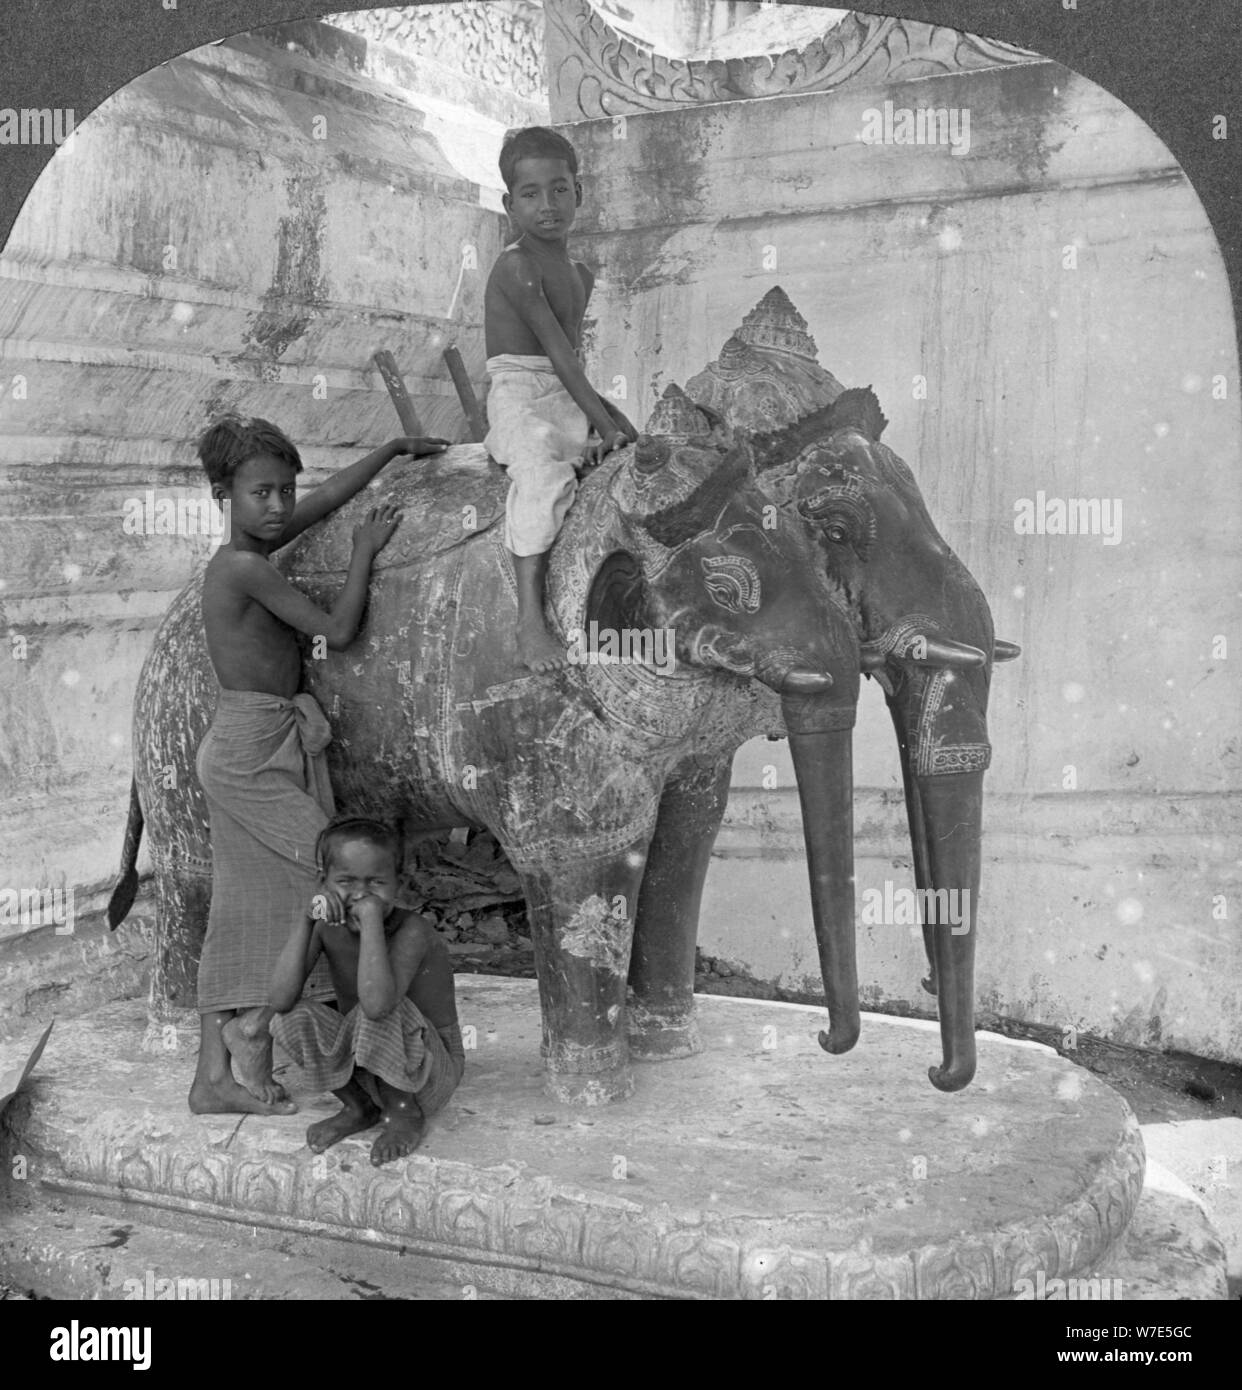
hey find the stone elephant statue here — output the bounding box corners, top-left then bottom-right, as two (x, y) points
(110, 288), (1018, 1102)
(113, 384), (862, 1105)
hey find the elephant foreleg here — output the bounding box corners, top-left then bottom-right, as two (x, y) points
(627, 754), (733, 1061)
(515, 837), (651, 1105)
(889, 706), (938, 997)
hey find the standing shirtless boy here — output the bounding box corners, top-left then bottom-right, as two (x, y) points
(269, 816), (464, 1165)
(484, 126), (637, 672)
(190, 416), (447, 1117)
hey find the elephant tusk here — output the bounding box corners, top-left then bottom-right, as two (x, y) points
(779, 668), (835, 695)
(908, 637), (986, 669)
(993, 638), (1021, 662)
(862, 628), (987, 671)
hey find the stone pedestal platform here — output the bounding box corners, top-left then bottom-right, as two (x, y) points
(2, 979), (1149, 1299)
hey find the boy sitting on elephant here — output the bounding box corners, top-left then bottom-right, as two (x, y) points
(268, 816), (464, 1165)
(484, 125), (637, 673)
(190, 415), (447, 1119)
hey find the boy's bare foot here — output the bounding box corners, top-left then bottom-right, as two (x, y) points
(371, 1108), (425, 1166)
(188, 1075), (296, 1116)
(517, 620), (568, 673)
(306, 1099), (381, 1154)
(512, 551), (565, 673)
(222, 1012), (289, 1106)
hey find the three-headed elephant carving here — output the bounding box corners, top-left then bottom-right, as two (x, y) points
(112, 288), (1018, 1103)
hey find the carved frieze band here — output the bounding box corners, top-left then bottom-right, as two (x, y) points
(39, 1108), (1143, 1300)
(546, 1), (1045, 120)
(328, 1), (546, 101)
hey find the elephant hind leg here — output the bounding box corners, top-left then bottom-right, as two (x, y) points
(146, 855), (212, 1043)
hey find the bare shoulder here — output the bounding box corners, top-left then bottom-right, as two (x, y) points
(576, 261), (595, 293)
(203, 546), (262, 596)
(490, 243), (542, 296)
(210, 547), (267, 577)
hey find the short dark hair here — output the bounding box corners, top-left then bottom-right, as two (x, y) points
(197, 415), (302, 489)
(499, 126), (579, 191)
(315, 816), (402, 876)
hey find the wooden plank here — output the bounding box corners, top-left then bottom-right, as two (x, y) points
(371, 349), (425, 437)
(443, 345), (488, 442)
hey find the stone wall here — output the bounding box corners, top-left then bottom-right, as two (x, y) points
(558, 52), (1242, 1061)
(0, 19), (520, 955)
(591, 0), (765, 55)
(328, 2), (546, 103)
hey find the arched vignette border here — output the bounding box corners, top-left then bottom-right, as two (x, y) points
(0, 0), (1238, 362)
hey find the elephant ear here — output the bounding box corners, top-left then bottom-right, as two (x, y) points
(636, 448), (751, 549)
(747, 401), (835, 473)
(747, 385), (889, 475)
(586, 550), (652, 635)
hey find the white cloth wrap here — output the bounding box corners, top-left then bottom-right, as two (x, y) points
(484, 354), (590, 556)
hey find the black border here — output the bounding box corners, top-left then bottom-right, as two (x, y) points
(0, 0), (1239, 1321)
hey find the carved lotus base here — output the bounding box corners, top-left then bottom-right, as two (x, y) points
(6, 981), (1147, 1300)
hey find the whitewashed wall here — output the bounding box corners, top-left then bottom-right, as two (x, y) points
(0, 19), (537, 953)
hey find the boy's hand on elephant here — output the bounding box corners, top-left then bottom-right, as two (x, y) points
(580, 430), (630, 472)
(391, 437), (450, 460)
(602, 402), (638, 443)
(352, 504), (403, 557)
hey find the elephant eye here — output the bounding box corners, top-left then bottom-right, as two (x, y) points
(797, 485), (876, 560)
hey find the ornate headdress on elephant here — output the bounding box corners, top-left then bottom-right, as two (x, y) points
(684, 286), (845, 433)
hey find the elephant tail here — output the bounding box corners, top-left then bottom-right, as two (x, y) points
(106, 778), (145, 930)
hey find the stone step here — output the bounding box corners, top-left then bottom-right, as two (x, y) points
(0, 978), (1227, 1300)
(4, 1158), (1224, 1302)
(1102, 1162), (1228, 1301)
(0, 1202), (511, 1301)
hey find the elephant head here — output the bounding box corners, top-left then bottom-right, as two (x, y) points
(676, 287), (1021, 1091)
(551, 384), (867, 1058)
(603, 385), (854, 698)
(748, 387), (1020, 1091)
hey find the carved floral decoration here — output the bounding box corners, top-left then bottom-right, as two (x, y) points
(545, 0), (1044, 119)
(328, 1), (546, 100)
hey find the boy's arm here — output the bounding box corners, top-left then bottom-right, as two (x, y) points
(269, 910), (324, 1012)
(229, 505), (397, 649)
(599, 396), (637, 438)
(577, 266), (637, 443)
(277, 437), (448, 546)
(355, 903), (431, 1020)
(496, 254), (619, 441)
